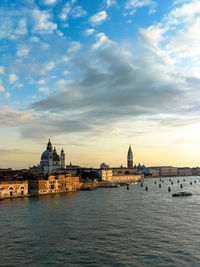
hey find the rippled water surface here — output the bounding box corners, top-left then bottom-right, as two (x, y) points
(1, 176), (200, 266)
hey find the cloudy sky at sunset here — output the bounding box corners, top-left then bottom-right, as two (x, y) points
(1, 0), (200, 168)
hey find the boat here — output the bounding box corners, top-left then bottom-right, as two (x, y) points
(100, 184), (120, 188)
(172, 191), (192, 197)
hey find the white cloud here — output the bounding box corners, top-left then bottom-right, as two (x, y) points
(5, 92), (10, 98)
(60, 2), (86, 20)
(136, 0), (200, 80)
(30, 36), (40, 42)
(44, 0), (57, 5)
(0, 106), (32, 126)
(45, 61), (55, 71)
(169, 1), (200, 21)
(62, 56), (70, 62)
(140, 25), (166, 48)
(0, 85), (5, 92)
(125, 0), (157, 14)
(15, 18), (27, 35)
(90, 11), (107, 26)
(39, 86), (49, 93)
(92, 33), (111, 49)
(84, 28), (95, 36)
(41, 43), (50, 50)
(67, 41), (81, 54)
(60, 3), (71, 20)
(16, 84), (23, 88)
(71, 6), (86, 18)
(166, 18), (200, 59)
(106, 0), (116, 8)
(0, 66), (5, 74)
(9, 74), (18, 84)
(38, 79), (46, 85)
(57, 79), (67, 87)
(63, 70), (69, 75)
(56, 30), (64, 37)
(17, 45), (30, 57)
(32, 9), (57, 34)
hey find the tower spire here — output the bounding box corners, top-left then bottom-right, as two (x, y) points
(47, 139), (53, 152)
(127, 145), (133, 168)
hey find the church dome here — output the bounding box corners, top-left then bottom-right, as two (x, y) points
(53, 153), (60, 161)
(41, 150), (50, 160)
(53, 147), (60, 161)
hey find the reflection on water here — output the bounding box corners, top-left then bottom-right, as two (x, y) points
(0, 176), (200, 266)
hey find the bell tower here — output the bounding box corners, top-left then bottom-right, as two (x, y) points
(61, 148), (65, 168)
(127, 145), (133, 168)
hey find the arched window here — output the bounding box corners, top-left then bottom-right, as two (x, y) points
(20, 186), (25, 190)
(9, 187), (14, 191)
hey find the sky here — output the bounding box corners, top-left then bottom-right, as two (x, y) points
(1, 0), (200, 169)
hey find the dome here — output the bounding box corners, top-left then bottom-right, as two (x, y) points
(53, 151), (60, 161)
(41, 150), (50, 160)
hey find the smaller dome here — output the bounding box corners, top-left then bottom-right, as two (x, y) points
(41, 150), (50, 160)
(53, 153), (60, 161)
(53, 148), (60, 161)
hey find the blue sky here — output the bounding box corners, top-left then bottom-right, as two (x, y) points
(1, 0), (200, 168)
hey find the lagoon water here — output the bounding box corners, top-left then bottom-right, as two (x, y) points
(1, 176), (200, 266)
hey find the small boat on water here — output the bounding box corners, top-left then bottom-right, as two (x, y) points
(172, 191), (192, 197)
(100, 184), (120, 188)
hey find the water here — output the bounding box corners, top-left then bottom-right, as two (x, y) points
(1, 176), (200, 266)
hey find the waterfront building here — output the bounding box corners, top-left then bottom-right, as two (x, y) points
(111, 167), (137, 175)
(28, 173), (82, 195)
(38, 140), (65, 175)
(177, 168), (192, 176)
(146, 168), (160, 177)
(191, 167), (200, 176)
(127, 145), (133, 168)
(149, 166), (178, 177)
(65, 162), (81, 176)
(98, 165), (143, 183)
(0, 181), (28, 199)
(98, 169), (113, 181)
(109, 174), (143, 183)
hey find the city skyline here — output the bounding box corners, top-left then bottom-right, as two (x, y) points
(1, 0), (200, 168)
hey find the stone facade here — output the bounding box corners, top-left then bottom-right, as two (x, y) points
(28, 173), (82, 195)
(177, 168), (192, 176)
(98, 169), (113, 181)
(107, 174), (143, 183)
(0, 181), (28, 199)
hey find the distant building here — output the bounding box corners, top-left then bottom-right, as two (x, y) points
(65, 162), (81, 176)
(149, 166), (178, 177)
(110, 174), (143, 183)
(0, 181), (28, 199)
(146, 168), (160, 177)
(127, 145), (133, 168)
(0, 168), (29, 181)
(98, 167), (143, 183)
(28, 173), (82, 195)
(98, 169), (113, 181)
(100, 163), (110, 169)
(177, 168), (192, 176)
(38, 140), (65, 175)
(111, 167), (137, 175)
